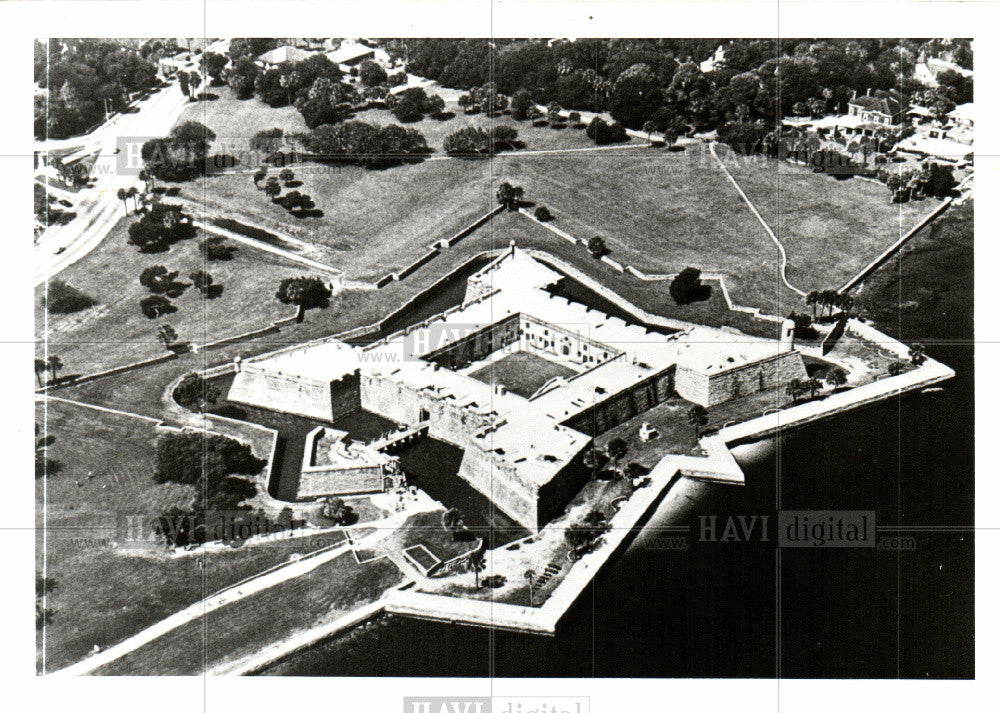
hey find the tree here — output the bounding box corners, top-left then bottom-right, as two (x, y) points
(525, 569), (536, 607)
(34, 359), (47, 387)
(358, 60), (388, 87)
(785, 378), (807, 402)
(607, 437), (628, 470)
(322, 496), (354, 525)
(190, 270), (213, 294)
(587, 236), (609, 259)
(139, 265), (181, 295)
(496, 182), (524, 211)
(825, 369), (848, 390)
(278, 168), (295, 185)
(909, 343), (927, 366)
(264, 177), (281, 201)
(687, 404), (709, 439)
(441, 507), (464, 538)
(670, 267), (711, 305)
(139, 295), (174, 319)
(117, 188), (131, 214)
(173, 372), (220, 411)
(805, 290), (821, 319)
(252, 168), (266, 187)
(534, 205), (553, 221)
(510, 89), (533, 120)
(157, 324), (178, 349)
(275, 276), (332, 322)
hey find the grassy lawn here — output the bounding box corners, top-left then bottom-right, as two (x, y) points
(93, 551), (403, 675)
(178, 158), (493, 280)
(176, 85), (309, 154)
(170, 92), (642, 279)
(37, 217), (311, 375)
(593, 396), (704, 465)
(491, 142), (803, 314)
(714, 143), (939, 293)
(35, 399), (330, 673)
(386, 510), (479, 565)
(468, 350), (576, 399)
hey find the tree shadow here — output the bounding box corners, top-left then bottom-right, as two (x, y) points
(192, 93), (219, 102)
(204, 284), (224, 299)
(433, 111), (456, 121)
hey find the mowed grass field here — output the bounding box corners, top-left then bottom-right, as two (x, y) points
(173, 93), (643, 280)
(35, 398), (330, 673)
(93, 551), (403, 675)
(713, 143), (939, 293)
(36, 217), (312, 375)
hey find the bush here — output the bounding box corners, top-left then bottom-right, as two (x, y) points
(47, 280), (97, 314)
(533, 205), (553, 221)
(200, 236), (237, 261)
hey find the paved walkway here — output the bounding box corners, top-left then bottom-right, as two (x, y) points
(708, 142), (807, 297)
(53, 510), (413, 676)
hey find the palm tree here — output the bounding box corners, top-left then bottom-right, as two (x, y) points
(687, 404), (709, 439)
(909, 343), (927, 366)
(46, 356), (63, 383)
(525, 569), (536, 607)
(34, 359), (47, 387)
(126, 186), (140, 213)
(116, 188), (130, 215)
(806, 290), (820, 319)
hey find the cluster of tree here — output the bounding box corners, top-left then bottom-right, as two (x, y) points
(565, 508), (610, 559)
(458, 83), (509, 115)
(151, 431), (278, 548)
(176, 70), (202, 100)
(393, 38), (973, 137)
(443, 125), (519, 156)
(34, 39), (158, 139)
(141, 121), (216, 181)
(585, 117), (628, 145)
(805, 289), (853, 320)
(786, 377), (824, 402)
(33, 356), (64, 388)
(276, 276), (332, 322)
(173, 372), (221, 412)
(878, 161), (958, 203)
(139, 264), (186, 298)
(496, 182), (524, 211)
(321, 497), (356, 525)
(387, 86), (446, 122)
(587, 236), (609, 259)
(301, 120), (430, 169)
(126, 203), (194, 252)
(669, 267), (712, 305)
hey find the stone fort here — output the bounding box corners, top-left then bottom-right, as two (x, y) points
(228, 246), (807, 531)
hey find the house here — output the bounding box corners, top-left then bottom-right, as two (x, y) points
(914, 56), (973, 88)
(846, 89), (904, 127)
(948, 103), (974, 129)
(326, 41), (377, 67)
(256, 45), (317, 68)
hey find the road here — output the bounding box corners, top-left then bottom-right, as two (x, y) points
(33, 41), (228, 288)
